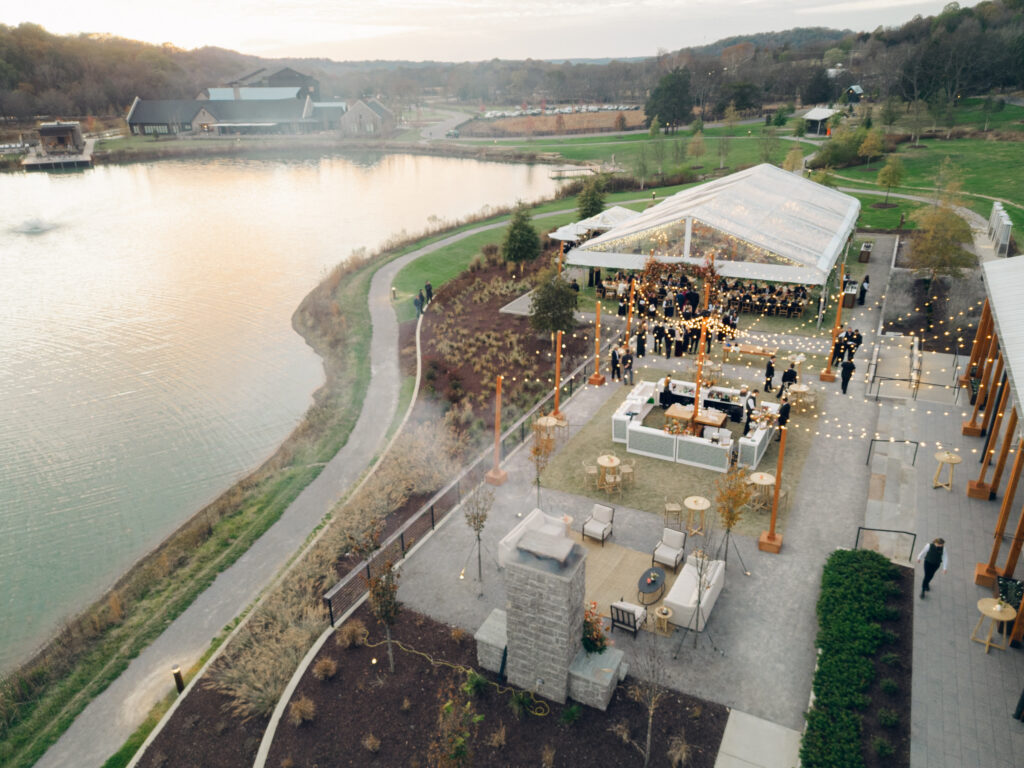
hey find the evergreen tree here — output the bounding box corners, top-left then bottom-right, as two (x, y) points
(501, 203), (541, 263)
(529, 267), (578, 335)
(577, 175), (606, 220)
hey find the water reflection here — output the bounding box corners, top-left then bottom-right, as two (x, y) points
(0, 154), (559, 669)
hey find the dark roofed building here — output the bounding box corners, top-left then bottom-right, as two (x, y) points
(127, 96), (317, 136)
(38, 121), (85, 154)
(225, 67), (319, 100)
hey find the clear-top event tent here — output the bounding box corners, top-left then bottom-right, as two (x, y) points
(567, 164), (860, 286)
(550, 205), (641, 241)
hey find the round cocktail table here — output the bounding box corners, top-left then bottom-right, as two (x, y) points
(637, 566), (667, 605)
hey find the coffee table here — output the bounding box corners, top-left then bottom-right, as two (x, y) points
(637, 566), (667, 605)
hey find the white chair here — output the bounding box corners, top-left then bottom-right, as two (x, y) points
(582, 504), (615, 546)
(653, 527), (687, 573)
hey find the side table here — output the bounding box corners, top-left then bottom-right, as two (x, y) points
(970, 598), (1017, 653)
(933, 451), (962, 491)
(654, 606), (674, 636)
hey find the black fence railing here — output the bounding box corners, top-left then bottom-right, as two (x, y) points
(865, 438), (919, 466)
(323, 340), (617, 627)
(854, 526), (917, 564)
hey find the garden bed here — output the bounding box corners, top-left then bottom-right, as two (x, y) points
(267, 604), (729, 767)
(801, 549), (913, 768)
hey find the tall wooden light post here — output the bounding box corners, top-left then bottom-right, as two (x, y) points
(690, 282), (711, 435)
(588, 301), (606, 385)
(485, 375), (507, 486)
(759, 426), (787, 553)
(552, 330), (564, 419)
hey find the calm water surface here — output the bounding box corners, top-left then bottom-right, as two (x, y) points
(0, 154), (559, 669)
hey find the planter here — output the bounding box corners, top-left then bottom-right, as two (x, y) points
(859, 242), (873, 263)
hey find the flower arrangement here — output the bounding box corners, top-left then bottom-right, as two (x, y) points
(645, 571), (659, 584)
(581, 601), (608, 654)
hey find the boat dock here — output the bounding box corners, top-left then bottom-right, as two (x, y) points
(22, 138), (95, 171)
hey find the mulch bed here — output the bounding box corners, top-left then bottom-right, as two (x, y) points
(135, 685), (269, 768)
(268, 604), (729, 768)
(861, 565), (914, 768)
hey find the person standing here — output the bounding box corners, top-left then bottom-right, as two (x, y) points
(850, 329), (863, 357)
(779, 362), (798, 399)
(840, 358), (856, 394)
(764, 355), (776, 393)
(424, 280), (433, 304)
(653, 322), (664, 355)
(417, 289), (426, 314)
(636, 323), (647, 358)
(413, 293), (423, 316)
(831, 331), (847, 368)
(610, 346), (621, 381)
(664, 327), (674, 359)
(775, 396), (790, 440)
(917, 538), (948, 598)
(743, 389), (759, 436)
(858, 275), (869, 306)
(622, 348), (634, 385)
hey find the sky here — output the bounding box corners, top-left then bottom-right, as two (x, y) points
(7, 0), (972, 62)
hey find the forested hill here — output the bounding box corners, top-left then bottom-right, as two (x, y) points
(3, 2), (1024, 122)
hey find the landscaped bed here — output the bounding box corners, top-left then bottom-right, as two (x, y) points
(267, 603), (729, 768)
(801, 549), (913, 768)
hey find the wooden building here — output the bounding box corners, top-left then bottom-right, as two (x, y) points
(38, 121), (85, 154)
(339, 99), (395, 137)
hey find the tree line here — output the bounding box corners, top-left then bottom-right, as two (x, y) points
(4, 2), (1024, 123)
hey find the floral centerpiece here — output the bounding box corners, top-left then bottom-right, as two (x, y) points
(581, 601), (608, 654)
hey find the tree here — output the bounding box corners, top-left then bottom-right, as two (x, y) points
(501, 204), (540, 263)
(634, 144), (649, 189)
(910, 158), (973, 282)
(576, 175), (605, 220)
(463, 486), (493, 588)
(687, 131), (705, 165)
(717, 136), (730, 169)
(880, 97), (899, 133)
(367, 561), (401, 673)
(759, 126), (779, 163)
(723, 101), (740, 135)
(614, 111), (627, 131)
(876, 155), (905, 204)
(803, 67), (831, 104)
(772, 106), (790, 127)
(783, 145), (804, 172)
(714, 467), (752, 568)
(792, 118), (807, 138)
(529, 268), (578, 335)
(907, 99), (928, 146)
(648, 116), (662, 138)
(857, 129), (884, 169)
(644, 67), (693, 131)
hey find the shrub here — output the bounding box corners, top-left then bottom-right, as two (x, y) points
(581, 601), (608, 654)
(451, 627), (467, 644)
(362, 732), (381, 752)
(336, 619), (367, 649)
(880, 677), (899, 696)
(486, 723), (507, 748)
(462, 670), (487, 698)
(667, 730), (691, 767)
(609, 719), (631, 745)
(541, 744), (556, 768)
(509, 690), (532, 720)
(401, 696), (412, 712)
(878, 708), (899, 728)
(559, 703), (582, 726)
(287, 696), (315, 727)
(312, 656), (337, 681)
(872, 735), (894, 757)
(880, 652), (901, 667)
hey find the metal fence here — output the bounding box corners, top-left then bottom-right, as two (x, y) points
(322, 344), (612, 626)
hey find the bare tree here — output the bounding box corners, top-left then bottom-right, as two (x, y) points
(463, 486), (494, 587)
(367, 560), (401, 673)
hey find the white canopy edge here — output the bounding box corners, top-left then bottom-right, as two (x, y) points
(982, 258), (1024, 422)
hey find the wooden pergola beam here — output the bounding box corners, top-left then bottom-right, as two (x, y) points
(960, 298), (991, 387)
(975, 438), (1024, 587)
(964, 336), (1000, 437)
(968, 381), (1009, 499)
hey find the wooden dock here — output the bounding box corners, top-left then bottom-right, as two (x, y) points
(22, 138), (94, 171)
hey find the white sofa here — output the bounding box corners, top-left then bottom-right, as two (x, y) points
(497, 508), (569, 567)
(663, 557), (726, 632)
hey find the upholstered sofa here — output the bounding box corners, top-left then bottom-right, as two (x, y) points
(497, 508), (569, 567)
(662, 557), (726, 631)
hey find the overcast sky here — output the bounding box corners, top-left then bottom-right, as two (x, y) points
(9, 0), (971, 62)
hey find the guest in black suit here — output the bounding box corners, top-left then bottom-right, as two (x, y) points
(764, 355), (776, 392)
(779, 363), (798, 399)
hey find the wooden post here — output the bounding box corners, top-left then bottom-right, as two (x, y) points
(820, 264), (844, 382)
(975, 438), (1023, 586)
(557, 240), (564, 275)
(987, 407), (1018, 500)
(552, 330), (564, 419)
(588, 301), (606, 385)
(485, 375), (508, 486)
(964, 335), (999, 436)
(960, 299), (991, 386)
(980, 365), (1006, 438)
(759, 426), (786, 553)
(999, 502), (1024, 580)
(969, 383), (1010, 499)
(625, 278), (635, 346)
(690, 282), (711, 435)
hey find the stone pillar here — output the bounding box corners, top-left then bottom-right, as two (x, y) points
(504, 541), (585, 704)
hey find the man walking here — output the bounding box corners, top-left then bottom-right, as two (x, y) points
(775, 396), (790, 440)
(764, 355), (776, 393)
(779, 362), (798, 399)
(743, 389), (759, 436)
(610, 346), (621, 381)
(840, 358), (856, 394)
(424, 280), (433, 304)
(917, 538), (948, 598)
(622, 348), (634, 385)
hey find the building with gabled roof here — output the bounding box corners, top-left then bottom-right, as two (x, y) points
(339, 99), (395, 137)
(126, 95), (317, 136)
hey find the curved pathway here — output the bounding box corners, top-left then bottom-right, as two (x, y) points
(35, 202), (584, 768)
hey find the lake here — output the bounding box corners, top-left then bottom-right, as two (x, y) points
(0, 153), (560, 670)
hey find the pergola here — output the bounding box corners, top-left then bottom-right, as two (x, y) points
(963, 257), (1024, 644)
(566, 164), (860, 287)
